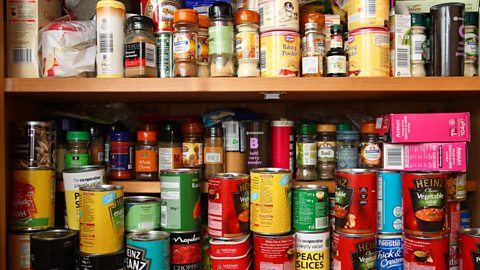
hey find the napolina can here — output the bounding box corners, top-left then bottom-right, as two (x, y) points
(296, 231), (330, 270)
(403, 234), (449, 269)
(253, 233), (295, 269)
(126, 231), (170, 270)
(170, 231), (202, 269)
(332, 232), (376, 270)
(459, 228), (480, 269)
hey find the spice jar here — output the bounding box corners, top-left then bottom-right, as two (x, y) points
(135, 131), (158, 180)
(158, 122), (183, 171)
(360, 122), (382, 168)
(326, 24), (347, 77)
(336, 130), (359, 169)
(296, 123), (317, 181)
(110, 131), (134, 180)
(173, 9), (199, 77)
(235, 10), (260, 77)
(182, 121), (204, 168)
(125, 16), (157, 78)
(204, 126), (225, 179)
(66, 131), (91, 169)
(208, 2), (234, 77)
(411, 13), (427, 77)
(198, 15), (210, 77)
(90, 126), (104, 165)
(302, 23), (324, 77)
(464, 12), (478, 77)
(300, 13), (326, 57)
(316, 124), (336, 180)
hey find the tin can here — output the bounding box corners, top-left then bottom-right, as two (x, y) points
(447, 172), (467, 202)
(211, 250), (252, 270)
(347, 0), (389, 31)
(12, 121), (54, 169)
(79, 184), (124, 254)
(160, 169), (201, 231)
(332, 232), (376, 270)
(335, 169), (377, 234)
(208, 173), (250, 239)
(404, 234), (449, 270)
(329, 194), (336, 230)
(258, 0), (299, 33)
(77, 251), (125, 270)
(222, 120), (247, 174)
(155, 32), (173, 78)
(460, 209), (471, 229)
(449, 244), (459, 270)
(11, 168), (55, 231)
(201, 219), (212, 270)
(402, 172), (447, 237)
(376, 234), (403, 270)
(377, 171), (403, 234)
(141, 0), (183, 33)
(271, 120), (295, 172)
(8, 231), (34, 270)
(245, 120), (271, 170)
(209, 233), (252, 258)
(295, 231), (330, 270)
(30, 229), (78, 270)
(250, 168), (292, 235)
(260, 31), (300, 77)
(62, 165), (106, 230)
(126, 231), (170, 270)
(170, 231), (202, 269)
(253, 233), (295, 269)
(348, 27), (389, 77)
(125, 196), (161, 232)
(449, 202), (461, 246)
(293, 185), (329, 232)
(459, 228), (480, 269)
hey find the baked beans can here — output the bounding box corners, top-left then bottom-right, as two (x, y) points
(403, 234), (449, 269)
(250, 168), (292, 235)
(160, 169), (201, 231)
(459, 228), (480, 269)
(293, 185), (329, 232)
(376, 234), (403, 270)
(30, 229), (78, 270)
(271, 120), (295, 172)
(348, 27), (390, 77)
(258, 0), (299, 33)
(335, 169), (377, 234)
(295, 231), (330, 270)
(8, 231), (34, 270)
(126, 231), (170, 270)
(208, 173), (250, 239)
(141, 0), (183, 33)
(260, 31), (300, 77)
(209, 233), (252, 257)
(11, 168), (55, 231)
(402, 172), (448, 237)
(79, 184), (124, 254)
(347, 0), (389, 31)
(377, 171), (403, 234)
(253, 233), (295, 269)
(12, 121), (55, 169)
(460, 209), (471, 229)
(77, 251), (125, 270)
(245, 120), (271, 171)
(155, 32), (173, 78)
(332, 232), (376, 270)
(447, 172), (467, 202)
(170, 231), (202, 269)
(449, 244), (459, 270)
(125, 196), (161, 232)
(448, 202), (461, 245)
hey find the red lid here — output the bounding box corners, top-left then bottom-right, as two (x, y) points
(361, 122), (376, 133)
(174, 9), (198, 24)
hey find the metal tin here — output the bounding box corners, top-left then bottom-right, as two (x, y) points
(141, 0), (183, 33)
(332, 232), (376, 270)
(253, 233), (295, 269)
(449, 202), (461, 246)
(377, 171), (403, 234)
(11, 168), (55, 231)
(245, 120), (271, 170)
(403, 234), (449, 269)
(79, 184), (124, 254)
(209, 233), (252, 258)
(211, 248), (252, 270)
(447, 172), (467, 202)
(258, 0), (299, 33)
(125, 196), (161, 232)
(449, 244), (459, 270)
(170, 231), (202, 269)
(376, 234), (404, 270)
(250, 168), (292, 235)
(293, 185), (329, 232)
(348, 27), (390, 77)
(126, 231), (170, 270)
(155, 32), (173, 78)
(160, 169), (201, 231)
(347, 0), (389, 31)
(459, 228), (480, 269)
(402, 172), (448, 237)
(295, 231), (330, 270)
(335, 169), (377, 234)
(8, 231), (34, 270)
(77, 250), (126, 270)
(30, 229), (78, 270)
(460, 209), (471, 229)
(271, 120), (295, 172)
(208, 173), (250, 239)
(260, 31), (300, 77)
(12, 121), (55, 169)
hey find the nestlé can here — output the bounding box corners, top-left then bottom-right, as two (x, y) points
(376, 234), (403, 270)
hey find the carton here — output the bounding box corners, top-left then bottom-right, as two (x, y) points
(390, 13), (411, 77)
(7, 0), (62, 78)
(395, 0), (479, 13)
(324, 14), (341, 52)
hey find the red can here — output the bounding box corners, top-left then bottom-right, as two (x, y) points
(449, 245), (459, 270)
(208, 173), (250, 239)
(253, 233), (295, 269)
(332, 232), (376, 270)
(271, 120), (294, 172)
(140, 0), (183, 32)
(459, 228), (480, 269)
(170, 231), (202, 269)
(209, 233), (251, 258)
(335, 169), (377, 234)
(211, 247), (252, 270)
(404, 234), (449, 270)
(402, 172), (448, 237)
(448, 202), (461, 246)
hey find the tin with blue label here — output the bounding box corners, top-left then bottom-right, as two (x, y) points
(460, 208), (471, 229)
(376, 234), (403, 270)
(126, 231), (170, 270)
(377, 171), (402, 234)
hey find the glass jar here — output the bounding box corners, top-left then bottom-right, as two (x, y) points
(110, 131), (134, 180)
(464, 12), (478, 77)
(158, 122), (183, 172)
(411, 13), (427, 77)
(125, 16), (157, 78)
(135, 131), (158, 180)
(302, 22), (324, 77)
(336, 130), (359, 169)
(316, 124), (336, 180)
(296, 123), (317, 180)
(235, 10), (260, 77)
(326, 24), (347, 77)
(204, 126), (224, 179)
(90, 126), (104, 165)
(360, 122), (382, 168)
(182, 121), (204, 168)
(173, 9), (199, 77)
(208, 2), (234, 77)
(198, 15), (210, 77)
(65, 131), (91, 169)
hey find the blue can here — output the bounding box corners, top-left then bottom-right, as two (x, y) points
(377, 171), (402, 234)
(460, 208), (471, 229)
(126, 231), (170, 270)
(376, 234), (403, 270)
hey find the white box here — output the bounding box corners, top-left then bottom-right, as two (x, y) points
(390, 13), (411, 77)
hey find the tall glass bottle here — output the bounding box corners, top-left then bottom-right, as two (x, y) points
(326, 24), (347, 77)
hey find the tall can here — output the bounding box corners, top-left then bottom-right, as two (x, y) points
(126, 231), (170, 270)
(459, 228), (480, 269)
(347, 0), (389, 31)
(245, 120), (271, 171)
(155, 32), (173, 78)
(377, 171), (403, 234)
(170, 231), (202, 270)
(332, 232), (376, 270)
(271, 120), (294, 172)
(160, 169), (201, 231)
(8, 231), (34, 270)
(296, 231), (330, 270)
(448, 201), (461, 246)
(293, 185), (329, 232)
(30, 229), (78, 270)
(376, 234), (403, 270)
(403, 234), (449, 269)
(253, 233), (295, 269)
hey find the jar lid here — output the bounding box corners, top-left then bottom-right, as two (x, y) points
(337, 130), (359, 140)
(331, 24), (343, 35)
(296, 123), (316, 135)
(137, 131), (157, 141)
(174, 9), (198, 24)
(181, 121), (203, 134)
(96, 0), (126, 10)
(205, 126), (223, 137)
(411, 13), (426, 27)
(317, 124), (336, 133)
(67, 131), (90, 141)
(305, 23), (318, 33)
(360, 122), (376, 134)
(127, 16), (154, 31)
(236, 10), (260, 25)
(336, 122), (352, 131)
(300, 12), (325, 33)
(111, 131), (132, 141)
(209, 2), (233, 19)
(465, 12), (479, 26)
(198, 14), (210, 28)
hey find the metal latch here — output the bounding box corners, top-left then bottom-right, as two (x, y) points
(260, 92), (286, 100)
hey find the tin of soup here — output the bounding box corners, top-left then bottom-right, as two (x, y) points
(332, 232), (376, 270)
(377, 171), (403, 234)
(30, 229), (78, 270)
(260, 31), (300, 77)
(77, 251), (125, 270)
(376, 234), (403, 270)
(126, 231), (170, 270)
(258, 0), (299, 33)
(293, 185), (329, 232)
(459, 228), (480, 269)
(296, 231), (330, 270)
(125, 196), (161, 232)
(170, 231), (202, 269)
(335, 169), (377, 234)
(8, 231), (34, 270)
(253, 233), (295, 269)
(402, 172), (447, 237)
(448, 202), (461, 245)
(12, 121), (55, 169)
(403, 234), (449, 270)
(347, 0), (389, 31)
(447, 172), (467, 202)
(348, 27), (390, 77)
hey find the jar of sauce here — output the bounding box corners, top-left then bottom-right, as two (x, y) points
(110, 131), (134, 180)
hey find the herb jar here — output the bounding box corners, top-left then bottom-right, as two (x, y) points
(208, 2), (234, 77)
(336, 130), (359, 169)
(66, 131), (91, 169)
(465, 12), (478, 77)
(204, 126), (224, 179)
(411, 13), (427, 77)
(316, 124), (336, 180)
(110, 131), (134, 180)
(235, 10), (260, 77)
(135, 131), (158, 180)
(302, 22), (324, 77)
(125, 16), (157, 78)
(173, 9), (199, 77)
(296, 123), (317, 180)
(360, 122), (382, 168)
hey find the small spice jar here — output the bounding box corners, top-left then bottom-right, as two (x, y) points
(204, 126), (224, 179)
(65, 131), (91, 169)
(110, 131), (134, 180)
(198, 15), (210, 77)
(135, 131), (158, 180)
(125, 16), (157, 78)
(360, 122), (382, 168)
(158, 122), (183, 171)
(464, 12), (478, 77)
(182, 121), (204, 168)
(296, 123), (317, 181)
(235, 10), (260, 77)
(209, 2), (235, 77)
(302, 23), (324, 77)
(336, 130), (359, 169)
(410, 13), (427, 77)
(173, 9), (199, 77)
(89, 126), (104, 165)
(316, 124), (336, 180)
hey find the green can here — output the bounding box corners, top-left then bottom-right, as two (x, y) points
(155, 32), (173, 78)
(125, 196), (161, 232)
(160, 169), (201, 231)
(293, 185), (329, 232)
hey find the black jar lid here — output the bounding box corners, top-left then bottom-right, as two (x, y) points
(127, 15), (154, 31)
(209, 2), (233, 19)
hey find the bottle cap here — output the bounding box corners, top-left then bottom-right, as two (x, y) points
(465, 12), (479, 26)
(337, 130), (359, 140)
(296, 123), (316, 135)
(174, 9), (198, 24)
(317, 124), (336, 133)
(336, 122), (351, 131)
(96, 0), (126, 10)
(205, 126), (223, 137)
(411, 13), (426, 27)
(361, 122), (376, 134)
(110, 131), (132, 141)
(127, 16), (154, 31)
(67, 131), (90, 141)
(137, 131), (157, 141)
(304, 23), (318, 33)
(235, 10), (260, 25)
(331, 24), (343, 35)
(209, 2), (233, 19)
(181, 121), (203, 134)
(198, 14), (210, 28)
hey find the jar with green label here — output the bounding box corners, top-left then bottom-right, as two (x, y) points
(65, 131), (91, 169)
(208, 2), (234, 77)
(296, 123), (317, 181)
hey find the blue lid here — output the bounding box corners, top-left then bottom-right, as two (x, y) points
(110, 131), (132, 141)
(337, 130), (359, 140)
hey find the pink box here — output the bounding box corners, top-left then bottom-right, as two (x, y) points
(382, 142), (467, 172)
(376, 113), (471, 143)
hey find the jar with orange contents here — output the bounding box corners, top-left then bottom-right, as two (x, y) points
(110, 131), (134, 180)
(182, 121), (204, 169)
(173, 9), (199, 77)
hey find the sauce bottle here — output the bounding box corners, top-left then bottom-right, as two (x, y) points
(326, 24), (347, 77)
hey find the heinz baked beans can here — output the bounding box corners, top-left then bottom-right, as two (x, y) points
(8, 231), (34, 270)
(447, 172), (467, 202)
(348, 27), (390, 77)
(260, 31), (300, 77)
(449, 202), (461, 246)
(207, 173), (250, 239)
(170, 231), (202, 269)
(402, 172), (447, 237)
(30, 229), (78, 270)
(376, 234), (403, 270)
(377, 171), (403, 234)
(335, 169), (377, 234)
(126, 231), (170, 270)
(250, 168), (292, 235)
(403, 234), (449, 269)
(125, 196), (161, 232)
(271, 120), (295, 172)
(347, 0), (389, 31)
(332, 232), (376, 270)
(253, 233), (295, 269)
(293, 185), (329, 232)
(296, 231), (330, 269)
(77, 251), (125, 270)
(459, 228), (480, 269)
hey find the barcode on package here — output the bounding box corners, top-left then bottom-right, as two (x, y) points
(161, 205), (167, 226)
(367, 0), (376, 17)
(12, 48), (33, 64)
(205, 153), (221, 163)
(260, 48), (267, 71)
(316, 217), (328, 229)
(397, 47), (410, 68)
(146, 43), (156, 67)
(99, 33), (114, 53)
(384, 144), (404, 169)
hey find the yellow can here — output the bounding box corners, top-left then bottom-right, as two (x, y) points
(250, 168), (291, 235)
(347, 0), (389, 31)
(10, 168), (55, 230)
(348, 27), (390, 77)
(296, 231), (330, 269)
(8, 232), (34, 270)
(79, 184), (124, 254)
(260, 31), (300, 77)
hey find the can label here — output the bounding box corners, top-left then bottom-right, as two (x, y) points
(223, 121), (245, 152)
(347, 0), (389, 31)
(404, 235), (449, 269)
(236, 31), (259, 60)
(376, 235), (403, 270)
(296, 231), (330, 269)
(449, 202), (461, 245)
(170, 232), (202, 269)
(126, 237), (170, 270)
(459, 230), (480, 269)
(208, 26), (234, 55)
(450, 245), (459, 270)
(333, 233), (376, 270)
(159, 146), (182, 170)
(173, 32), (197, 61)
(135, 148), (157, 173)
(293, 187), (329, 231)
(182, 142), (203, 167)
(253, 234), (295, 269)
(8, 232), (32, 270)
(447, 173), (467, 202)
(260, 31), (300, 77)
(377, 171), (403, 234)
(259, 0), (299, 32)
(348, 28), (390, 77)
(125, 201), (161, 232)
(142, 0), (182, 32)
(155, 33), (173, 78)
(209, 234), (251, 257)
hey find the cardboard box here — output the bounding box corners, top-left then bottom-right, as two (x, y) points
(390, 13), (411, 77)
(395, 0), (479, 13)
(7, 0), (62, 78)
(383, 142), (467, 172)
(376, 113), (471, 143)
(324, 14), (341, 52)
